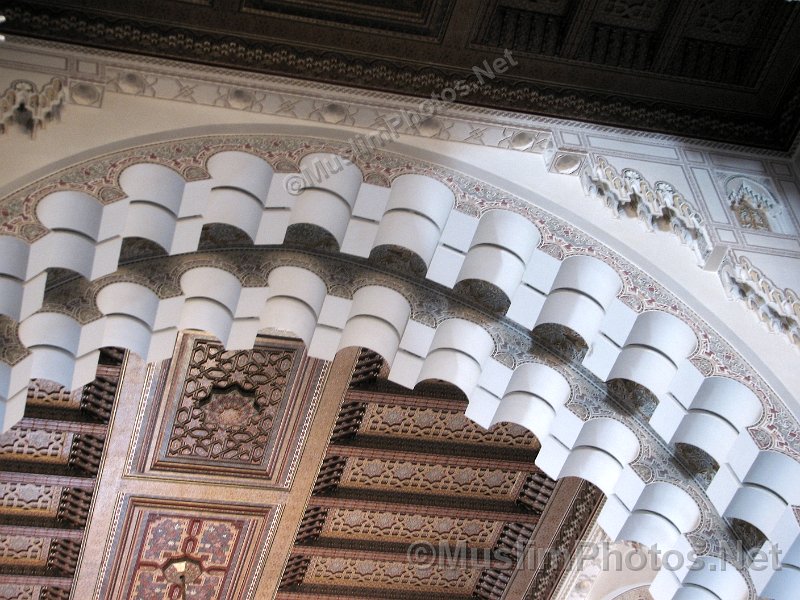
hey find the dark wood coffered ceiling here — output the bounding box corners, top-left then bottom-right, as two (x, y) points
(0, 342), (604, 600)
(1, 0), (800, 149)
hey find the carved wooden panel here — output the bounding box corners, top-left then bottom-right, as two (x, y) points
(25, 379), (81, 409)
(276, 359), (556, 599)
(0, 586), (36, 600)
(0, 483), (61, 517)
(241, 0), (454, 38)
(132, 333), (323, 488)
(303, 556), (480, 592)
(48, 539), (81, 580)
(340, 457), (526, 498)
(359, 403), (539, 448)
(322, 508), (501, 546)
(687, 0), (761, 42)
(574, 22), (655, 69)
(0, 428), (72, 463)
(595, 0), (666, 28)
(165, 338), (297, 463)
(0, 536), (50, 567)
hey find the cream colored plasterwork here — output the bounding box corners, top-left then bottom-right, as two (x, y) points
(1, 36), (799, 347)
(720, 251), (800, 346)
(0, 77), (64, 138)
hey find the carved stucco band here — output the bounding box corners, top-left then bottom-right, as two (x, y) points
(0, 133), (798, 600)
(719, 252), (800, 346)
(585, 157), (713, 267)
(0, 37), (794, 346)
(0, 78), (66, 139)
(587, 157), (800, 347)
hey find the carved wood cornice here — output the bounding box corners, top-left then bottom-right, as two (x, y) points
(2, 0), (800, 149)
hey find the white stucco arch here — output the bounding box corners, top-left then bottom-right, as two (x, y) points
(0, 127), (799, 599)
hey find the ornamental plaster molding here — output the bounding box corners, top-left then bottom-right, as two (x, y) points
(0, 37), (553, 157)
(0, 77), (64, 138)
(2, 36), (799, 312)
(584, 157), (713, 267)
(588, 157), (800, 348)
(4, 35), (800, 157)
(0, 133), (794, 455)
(727, 182), (782, 215)
(719, 251), (800, 346)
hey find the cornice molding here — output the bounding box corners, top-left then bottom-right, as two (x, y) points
(2, 1), (799, 150)
(2, 35), (798, 159)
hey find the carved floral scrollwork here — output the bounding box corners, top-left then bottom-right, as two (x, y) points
(167, 338), (298, 464)
(0, 78), (65, 138)
(586, 157), (712, 265)
(719, 252), (800, 346)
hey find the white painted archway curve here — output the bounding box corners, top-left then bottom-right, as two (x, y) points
(0, 247), (774, 600)
(0, 130), (798, 599)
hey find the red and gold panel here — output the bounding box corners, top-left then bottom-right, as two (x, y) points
(100, 497), (278, 600)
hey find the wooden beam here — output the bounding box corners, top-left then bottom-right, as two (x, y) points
(327, 437), (537, 472)
(17, 417), (107, 436)
(276, 586), (473, 600)
(309, 491), (539, 524)
(292, 541), (507, 569)
(0, 574), (73, 588)
(345, 389), (466, 411)
(0, 470), (95, 490)
(501, 478), (604, 599)
(560, 0), (603, 59)
(650, 0), (695, 71)
(0, 524), (84, 541)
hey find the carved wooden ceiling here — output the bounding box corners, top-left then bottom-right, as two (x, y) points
(0, 340), (602, 600)
(1, 0), (799, 149)
(277, 351), (599, 600)
(0, 348), (124, 600)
